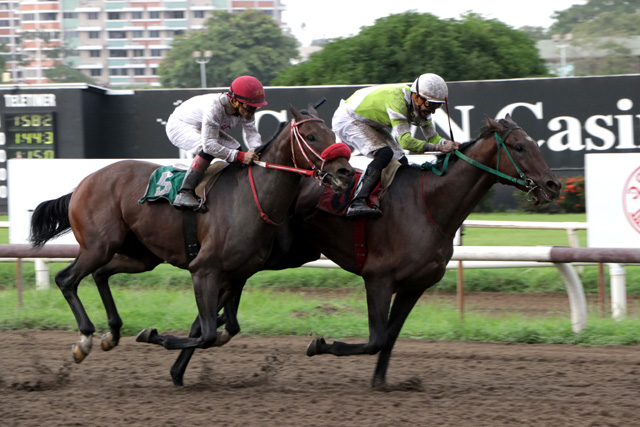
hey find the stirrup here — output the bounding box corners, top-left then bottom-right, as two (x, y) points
(173, 191), (202, 210)
(346, 199), (381, 218)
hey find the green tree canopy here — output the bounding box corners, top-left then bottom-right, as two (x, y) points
(272, 12), (547, 86)
(159, 10), (299, 88)
(550, 0), (640, 36)
(45, 64), (95, 84)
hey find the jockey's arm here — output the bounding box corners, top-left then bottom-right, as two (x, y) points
(394, 119), (444, 153)
(242, 119), (263, 149)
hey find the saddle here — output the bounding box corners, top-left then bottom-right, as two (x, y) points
(138, 161), (228, 206)
(317, 159), (402, 216)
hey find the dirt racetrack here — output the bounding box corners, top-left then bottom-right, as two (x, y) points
(1, 293), (639, 427)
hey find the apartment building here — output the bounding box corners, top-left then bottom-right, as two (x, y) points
(0, 0), (286, 87)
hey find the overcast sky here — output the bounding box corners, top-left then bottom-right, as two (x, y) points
(281, 0), (587, 46)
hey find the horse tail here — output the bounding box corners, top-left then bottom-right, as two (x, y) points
(29, 192), (73, 247)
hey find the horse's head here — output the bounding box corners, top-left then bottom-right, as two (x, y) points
(286, 104), (355, 193)
(482, 114), (561, 205)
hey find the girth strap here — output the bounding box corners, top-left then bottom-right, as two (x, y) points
(182, 209), (200, 263)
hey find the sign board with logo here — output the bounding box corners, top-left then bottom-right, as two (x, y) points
(586, 153), (640, 248)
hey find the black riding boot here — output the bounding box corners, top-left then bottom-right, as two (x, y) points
(173, 152), (212, 209)
(346, 166), (382, 218)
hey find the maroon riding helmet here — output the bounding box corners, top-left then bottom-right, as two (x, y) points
(229, 76), (268, 108)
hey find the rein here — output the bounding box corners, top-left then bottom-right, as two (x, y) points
(422, 128), (530, 187)
(249, 116), (350, 226)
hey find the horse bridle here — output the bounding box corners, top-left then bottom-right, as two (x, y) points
(249, 116), (350, 225)
(428, 127), (536, 191)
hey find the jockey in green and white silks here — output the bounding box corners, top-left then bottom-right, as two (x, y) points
(332, 73), (460, 218)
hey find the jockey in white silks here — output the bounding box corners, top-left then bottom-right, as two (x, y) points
(165, 75), (267, 209)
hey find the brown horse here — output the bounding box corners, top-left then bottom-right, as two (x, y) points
(171, 114), (561, 388)
(29, 105), (354, 365)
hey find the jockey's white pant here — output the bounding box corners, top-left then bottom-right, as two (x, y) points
(332, 99), (405, 160)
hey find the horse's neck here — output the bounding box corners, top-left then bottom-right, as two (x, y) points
(254, 134), (303, 204)
(420, 144), (498, 233)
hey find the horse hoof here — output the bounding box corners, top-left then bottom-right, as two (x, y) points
(306, 337), (326, 357)
(100, 332), (117, 351)
(213, 330), (231, 347)
(71, 334), (93, 363)
(371, 377), (387, 391)
(136, 328), (157, 343)
(72, 343), (88, 364)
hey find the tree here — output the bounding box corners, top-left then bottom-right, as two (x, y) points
(45, 64), (95, 84)
(550, 0), (640, 36)
(272, 12), (548, 86)
(158, 10), (299, 88)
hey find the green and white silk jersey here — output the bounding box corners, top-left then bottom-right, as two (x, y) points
(342, 84), (444, 154)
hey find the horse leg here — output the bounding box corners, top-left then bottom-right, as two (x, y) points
(137, 269), (220, 350)
(170, 284), (245, 386)
(371, 288), (424, 389)
(92, 253), (162, 352)
(307, 278), (393, 357)
(55, 251), (116, 363)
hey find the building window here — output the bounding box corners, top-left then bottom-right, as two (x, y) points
(132, 30), (144, 38)
(173, 30), (184, 37)
(87, 12), (99, 20)
(166, 11), (184, 19)
(88, 31), (100, 39)
(149, 11), (160, 19)
(107, 12), (122, 20)
(90, 69), (102, 76)
(0, 20), (9, 27)
(109, 50), (128, 58)
(22, 13), (35, 21)
(150, 49), (162, 57)
(42, 13), (58, 21)
(110, 68), (128, 76)
(63, 12), (78, 19)
(134, 68), (145, 76)
(89, 50), (101, 58)
(131, 11), (143, 20)
(132, 49), (144, 57)
(108, 31), (127, 39)
(149, 30), (160, 38)
(194, 11), (205, 19)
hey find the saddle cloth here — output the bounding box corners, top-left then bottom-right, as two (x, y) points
(138, 162), (227, 205)
(317, 159), (402, 216)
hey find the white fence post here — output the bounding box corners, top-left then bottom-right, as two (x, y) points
(553, 262), (588, 333)
(34, 258), (50, 290)
(609, 263), (627, 321)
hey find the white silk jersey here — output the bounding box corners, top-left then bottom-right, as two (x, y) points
(165, 93), (262, 162)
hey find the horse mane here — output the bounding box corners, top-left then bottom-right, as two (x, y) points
(255, 108), (318, 156)
(425, 117), (520, 170)
(255, 121), (288, 155)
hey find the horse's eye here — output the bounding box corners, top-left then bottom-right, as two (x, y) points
(515, 144), (524, 152)
(306, 134), (316, 142)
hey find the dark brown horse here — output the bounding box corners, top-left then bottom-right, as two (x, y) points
(171, 114), (561, 388)
(29, 105), (354, 365)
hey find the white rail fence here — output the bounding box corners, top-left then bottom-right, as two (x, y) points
(3, 220), (638, 333)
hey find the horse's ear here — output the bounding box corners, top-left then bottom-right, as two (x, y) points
(486, 116), (501, 131)
(306, 104), (318, 117)
(505, 113), (513, 122)
(289, 104), (303, 121)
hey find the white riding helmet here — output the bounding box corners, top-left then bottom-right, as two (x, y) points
(410, 73), (448, 103)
